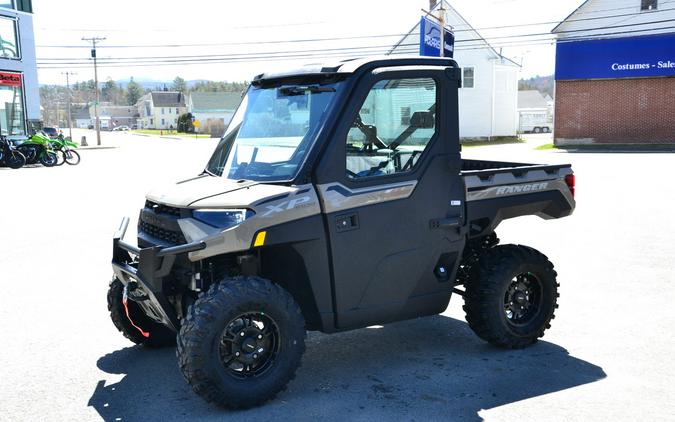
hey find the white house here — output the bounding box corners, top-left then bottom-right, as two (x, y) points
(388, 0), (520, 140)
(187, 92), (242, 133)
(136, 91), (187, 130)
(0, 0), (39, 139)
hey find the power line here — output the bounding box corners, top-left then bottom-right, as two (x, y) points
(35, 3), (675, 51)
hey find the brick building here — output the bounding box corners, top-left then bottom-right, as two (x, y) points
(552, 0), (675, 146)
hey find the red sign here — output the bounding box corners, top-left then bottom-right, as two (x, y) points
(0, 72), (22, 87)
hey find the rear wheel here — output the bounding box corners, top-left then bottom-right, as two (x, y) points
(463, 244), (559, 349)
(55, 150), (66, 166)
(64, 149), (81, 165)
(107, 278), (177, 348)
(533, 127), (542, 133)
(177, 276), (306, 409)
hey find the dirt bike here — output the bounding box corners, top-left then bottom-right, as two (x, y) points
(0, 136), (26, 169)
(50, 134), (81, 166)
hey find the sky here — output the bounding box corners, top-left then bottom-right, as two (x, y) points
(33, 0), (585, 86)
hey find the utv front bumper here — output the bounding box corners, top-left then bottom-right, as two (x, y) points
(111, 217), (206, 331)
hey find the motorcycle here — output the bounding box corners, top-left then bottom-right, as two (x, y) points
(0, 135), (26, 169)
(15, 132), (58, 167)
(50, 134), (81, 166)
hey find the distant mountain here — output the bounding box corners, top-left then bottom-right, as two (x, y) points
(519, 75), (554, 98)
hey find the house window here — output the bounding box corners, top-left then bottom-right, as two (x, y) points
(0, 71), (25, 136)
(0, 15), (19, 59)
(161, 107), (165, 114)
(150, 118), (153, 125)
(641, 0), (657, 10)
(176, 108), (179, 114)
(0, 2), (14, 11)
(463, 67), (475, 88)
(400, 106), (411, 125)
(161, 118), (165, 125)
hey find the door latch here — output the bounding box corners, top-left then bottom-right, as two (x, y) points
(336, 213), (359, 232)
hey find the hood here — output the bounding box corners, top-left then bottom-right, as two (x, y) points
(145, 174), (258, 207)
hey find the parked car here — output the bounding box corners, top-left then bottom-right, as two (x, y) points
(112, 125), (130, 131)
(42, 127), (59, 138)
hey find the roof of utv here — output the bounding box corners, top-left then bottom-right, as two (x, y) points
(251, 55), (459, 85)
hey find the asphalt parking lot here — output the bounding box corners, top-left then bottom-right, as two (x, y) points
(1, 130), (674, 421)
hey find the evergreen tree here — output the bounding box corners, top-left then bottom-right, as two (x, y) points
(126, 77), (144, 106)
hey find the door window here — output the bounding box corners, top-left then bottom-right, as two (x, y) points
(345, 78), (437, 179)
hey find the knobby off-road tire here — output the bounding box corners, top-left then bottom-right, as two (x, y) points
(177, 276), (306, 409)
(463, 244), (559, 349)
(107, 279), (177, 348)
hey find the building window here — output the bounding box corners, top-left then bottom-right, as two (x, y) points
(176, 107), (179, 114)
(0, 71), (25, 136)
(161, 107), (165, 114)
(0, 1), (14, 11)
(400, 106), (411, 125)
(641, 0), (658, 10)
(161, 118), (165, 125)
(463, 67), (475, 88)
(0, 15), (19, 59)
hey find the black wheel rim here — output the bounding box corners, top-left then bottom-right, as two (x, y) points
(503, 272), (543, 325)
(218, 312), (280, 379)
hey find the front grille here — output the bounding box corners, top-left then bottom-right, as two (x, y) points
(139, 200), (187, 245)
(139, 220), (187, 245)
(145, 200), (181, 217)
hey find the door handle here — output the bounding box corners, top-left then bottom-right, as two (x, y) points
(336, 213), (359, 232)
(429, 217), (460, 230)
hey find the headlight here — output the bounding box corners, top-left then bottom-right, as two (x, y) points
(192, 209), (254, 229)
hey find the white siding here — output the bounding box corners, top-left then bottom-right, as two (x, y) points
(554, 0), (675, 39)
(389, 2), (520, 139)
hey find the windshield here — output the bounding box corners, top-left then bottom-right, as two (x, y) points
(206, 82), (341, 182)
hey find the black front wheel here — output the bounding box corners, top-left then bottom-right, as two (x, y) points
(177, 276), (306, 409)
(39, 151), (58, 167)
(5, 150), (25, 169)
(463, 244), (559, 349)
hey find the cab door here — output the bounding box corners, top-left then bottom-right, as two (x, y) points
(315, 67), (466, 330)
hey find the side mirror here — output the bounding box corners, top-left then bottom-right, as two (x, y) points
(410, 111), (435, 129)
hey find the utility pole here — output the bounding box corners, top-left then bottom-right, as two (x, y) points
(438, 0), (446, 58)
(61, 71), (76, 141)
(82, 36), (106, 146)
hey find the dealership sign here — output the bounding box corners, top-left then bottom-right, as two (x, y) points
(0, 71), (22, 87)
(419, 16), (454, 58)
(555, 33), (675, 80)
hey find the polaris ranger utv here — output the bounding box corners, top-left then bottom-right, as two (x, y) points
(109, 57), (576, 409)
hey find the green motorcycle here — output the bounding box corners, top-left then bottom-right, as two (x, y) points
(15, 132), (58, 167)
(50, 134), (81, 166)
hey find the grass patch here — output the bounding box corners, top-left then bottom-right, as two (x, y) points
(132, 129), (211, 139)
(461, 138), (526, 148)
(535, 143), (558, 151)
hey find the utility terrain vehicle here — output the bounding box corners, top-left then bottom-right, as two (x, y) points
(109, 57), (576, 409)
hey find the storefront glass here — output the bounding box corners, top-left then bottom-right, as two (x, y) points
(0, 71), (25, 136)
